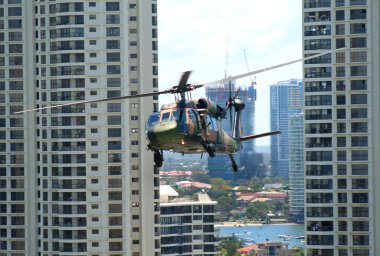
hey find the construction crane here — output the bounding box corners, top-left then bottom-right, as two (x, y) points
(243, 49), (256, 86)
(243, 49), (256, 100)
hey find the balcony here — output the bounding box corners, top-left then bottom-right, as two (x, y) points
(304, 1), (331, 8)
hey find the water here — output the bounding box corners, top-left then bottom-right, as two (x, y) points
(217, 224), (305, 248)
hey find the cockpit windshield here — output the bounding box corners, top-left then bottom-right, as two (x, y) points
(172, 110), (185, 121)
(146, 113), (160, 129)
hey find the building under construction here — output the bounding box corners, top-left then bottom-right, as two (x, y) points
(206, 81), (268, 179)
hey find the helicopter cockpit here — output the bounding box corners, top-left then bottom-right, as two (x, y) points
(146, 108), (200, 133)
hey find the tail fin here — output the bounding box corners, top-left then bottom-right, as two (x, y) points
(239, 131), (281, 142)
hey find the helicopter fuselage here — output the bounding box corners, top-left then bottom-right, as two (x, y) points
(145, 99), (240, 155)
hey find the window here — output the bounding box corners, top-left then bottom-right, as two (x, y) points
(107, 78), (121, 87)
(336, 24), (345, 35)
(351, 66), (367, 76)
(107, 52), (120, 62)
(107, 103), (121, 112)
(351, 80), (367, 90)
(107, 40), (120, 49)
(106, 14), (120, 24)
(106, 27), (120, 37)
(351, 122), (367, 133)
(89, 2), (96, 7)
(108, 116), (121, 125)
(89, 40), (97, 45)
(336, 10), (344, 20)
(336, 66), (345, 77)
(108, 141), (121, 150)
(351, 108), (367, 118)
(351, 94), (367, 104)
(107, 65), (120, 74)
(351, 37), (367, 48)
(8, 7), (22, 16)
(108, 128), (121, 137)
(350, 51), (367, 62)
(106, 2), (120, 11)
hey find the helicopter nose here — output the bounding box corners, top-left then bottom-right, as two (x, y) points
(148, 121), (185, 145)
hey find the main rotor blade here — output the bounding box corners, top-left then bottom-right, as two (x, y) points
(204, 47), (347, 86)
(177, 70), (192, 93)
(239, 130), (281, 142)
(15, 91), (164, 114)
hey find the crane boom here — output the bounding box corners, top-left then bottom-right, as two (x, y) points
(243, 49), (254, 85)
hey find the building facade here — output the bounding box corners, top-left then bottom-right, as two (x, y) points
(303, 0), (379, 255)
(0, 1), (160, 255)
(288, 113), (304, 222)
(270, 79), (303, 179)
(160, 186), (219, 255)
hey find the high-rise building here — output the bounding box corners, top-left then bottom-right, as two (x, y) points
(269, 79), (302, 179)
(303, 0), (379, 255)
(160, 185), (219, 255)
(0, 1), (160, 255)
(206, 81), (267, 179)
(288, 113), (304, 222)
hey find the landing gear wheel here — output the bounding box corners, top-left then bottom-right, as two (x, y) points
(154, 151), (163, 167)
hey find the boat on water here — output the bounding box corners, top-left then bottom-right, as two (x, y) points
(243, 238), (255, 244)
(295, 235), (305, 239)
(278, 234), (292, 240)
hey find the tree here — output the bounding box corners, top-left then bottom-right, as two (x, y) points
(246, 201), (273, 220)
(248, 177), (264, 192)
(216, 195), (233, 214)
(219, 234), (244, 256)
(191, 172), (211, 183)
(209, 178), (230, 198)
(293, 246), (305, 256)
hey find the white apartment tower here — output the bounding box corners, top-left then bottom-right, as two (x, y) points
(160, 186), (219, 255)
(303, 0), (380, 255)
(0, 0), (160, 255)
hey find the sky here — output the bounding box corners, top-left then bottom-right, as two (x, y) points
(157, 0), (303, 147)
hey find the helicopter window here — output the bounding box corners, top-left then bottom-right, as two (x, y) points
(161, 112), (171, 123)
(207, 114), (217, 131)
(146, 113), (159, 129)
(172, 110), (185, 121)
(188, 110), (197, 123)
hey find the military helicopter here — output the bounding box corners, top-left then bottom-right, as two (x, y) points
(144, 70), (280, 171)
(17, 48), (346, 172)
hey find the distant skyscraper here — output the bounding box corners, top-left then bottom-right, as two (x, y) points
(270, 79), (302, 179)
(288, 113), (304, 221)
(206, 81), (266, 179)
(303, 0), (379, 255)
(0, 1), (160, 255)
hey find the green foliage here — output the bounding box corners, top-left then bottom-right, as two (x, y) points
(248, 177), (264, 192)
(246, 201), (273, 220)
(219, 234), (244, 256)
(191, 172), (211, 183)
(176, 187), (201, 198)
(292, 246), (305, 256)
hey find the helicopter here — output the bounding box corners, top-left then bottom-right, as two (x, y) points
(144, 70), (280, 171)
(17, 47), (346, 172)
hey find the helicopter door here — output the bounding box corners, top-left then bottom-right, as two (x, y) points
(186, 109), (198, 134)
(206, 114), (218, 142)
